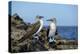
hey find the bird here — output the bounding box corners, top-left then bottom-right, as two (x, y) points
(46, 18), (57, 44)
(18, 15), (44, 43)
(33, 15), (44, 40)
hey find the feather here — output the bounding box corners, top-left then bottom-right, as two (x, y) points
(18, 21), (40, 43)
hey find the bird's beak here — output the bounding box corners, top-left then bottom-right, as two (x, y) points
(36, 16), (44, 19)
(40, 16), (44, 19)
(46, 19), (52, 21)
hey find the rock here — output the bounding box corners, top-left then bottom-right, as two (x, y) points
(10, 14), (78, 53)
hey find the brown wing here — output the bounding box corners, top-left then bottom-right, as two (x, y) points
(46, 26), (50, 41)
(18, 21), (40, 43)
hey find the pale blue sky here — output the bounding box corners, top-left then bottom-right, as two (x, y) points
(10, 1), (78, 26)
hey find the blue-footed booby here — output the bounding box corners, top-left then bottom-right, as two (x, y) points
(18, 15), (44, 43)
(47, 18), (57, 43)
(33, 15), (44, 40)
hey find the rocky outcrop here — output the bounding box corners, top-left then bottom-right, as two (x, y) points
(10, 13), (78, 53)
(11, 14), (51, 52)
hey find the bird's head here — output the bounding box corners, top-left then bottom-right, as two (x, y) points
(46, 18), (56, 23)
(36, 15), (44, 21)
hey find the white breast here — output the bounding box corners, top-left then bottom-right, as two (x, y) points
(34, 19), (43, 35)
(49, 22), (56, 37)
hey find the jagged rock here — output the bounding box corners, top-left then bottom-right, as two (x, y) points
(10, 14), (77, 53)
(11, 28), (26, 40)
